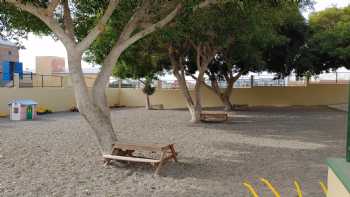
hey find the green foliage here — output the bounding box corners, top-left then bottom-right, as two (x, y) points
(142, 77), (156, 96)
(82, 0), (141, 63)
(0, 0), (118, 46)
(1, 0), (314, 77)
(0, 2), (51, 46)
(263, 5), (308, 77)
(83, 0), (182, 64)
(295, 6), (350, 75)
(112, 36), (168, 80)
(157, 0), (309, 80)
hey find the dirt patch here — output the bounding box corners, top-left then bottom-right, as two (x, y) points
(0, 107), (346, 196)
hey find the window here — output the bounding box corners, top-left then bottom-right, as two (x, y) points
(13, 107), (18, 114)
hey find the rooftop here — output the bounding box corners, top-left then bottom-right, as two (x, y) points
(0, 39), (17, 47)
(8, 99), (38, 105)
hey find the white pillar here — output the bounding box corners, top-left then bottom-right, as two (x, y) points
(13, 73), (20, 88)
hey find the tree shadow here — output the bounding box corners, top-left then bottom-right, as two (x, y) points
(108, 156), (245, 181)
(189, 106), (346, 143)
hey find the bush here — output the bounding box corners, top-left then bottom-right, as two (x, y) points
(37, 107), (53, 115)
(142, 78), (156, 96)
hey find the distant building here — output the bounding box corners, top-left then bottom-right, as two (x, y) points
(0, 39), (19, 63)
(35, 56), (100, 87)
(0, 40), (21, 85)
(35, 56), (101, 75)
(36, 56), (66, 75)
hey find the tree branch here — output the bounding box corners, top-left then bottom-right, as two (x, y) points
(118, 0), (218, 49)
(197, 0), (218, 10)
(76, 0), (120, 52)
(92, 0), (220, 99)
(46, 0), (61, 16)
(191, 74), (212, 90)
(138, 79), (146, 85)
(120, 3), (182, 51)
(117, 1), (148, 43)
(63, 0), (75, 40)
(92, 2), (183, 98)
(223, 73), (230, 82)
(232, 69), (245, 82)
(4, 0), (75, 47)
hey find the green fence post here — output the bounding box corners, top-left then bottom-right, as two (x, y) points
(347, 83), (350, 162)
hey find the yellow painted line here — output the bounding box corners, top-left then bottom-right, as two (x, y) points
(243, 181), (260, 197)
(320, 181), (328, 196)
(294, 181), (303, 197)
(260, 178), (281, 197)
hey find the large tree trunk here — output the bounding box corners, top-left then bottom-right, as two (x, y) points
(188, 105), (201, 123)
(145, 94), (151, 110)
(168, 43), (213, 123)
(205, 71), (243, 111)
(222, 94), (233, 111)
(221, 79), (234, 111)
(175, 72), (200, 123)
(67, 52), (117, 155)
(205, 83), (233, 111)
(190, 89), (203, 123)
(173, 66), (202, 123)
(191, 72), (205, 123)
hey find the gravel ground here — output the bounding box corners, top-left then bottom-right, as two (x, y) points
(0, 107), (346, 197)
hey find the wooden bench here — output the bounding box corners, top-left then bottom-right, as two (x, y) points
(151, 104), (164, 110)
(200, 111), (228, 122)
(103, 143), (177, 175)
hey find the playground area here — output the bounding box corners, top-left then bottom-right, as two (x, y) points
(0, 106), (345, 196)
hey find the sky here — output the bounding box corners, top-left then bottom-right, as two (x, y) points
(17, 0), (350, 73)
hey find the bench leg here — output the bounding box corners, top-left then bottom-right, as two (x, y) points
(155, 151), (167, 175)
(104, 159), (111, 167)
(169, 145), (178, 162)
(104, 148), (126, 167)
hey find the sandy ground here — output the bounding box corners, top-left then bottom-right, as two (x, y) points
(0, 107), (346, 197)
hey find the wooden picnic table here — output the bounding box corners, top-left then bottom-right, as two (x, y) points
(103, 143), (177, 175)
(200, 111), (228, 122)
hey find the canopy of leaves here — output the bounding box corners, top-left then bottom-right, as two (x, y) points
(83, 0), (181, 64)
(111, 35), (169, 80)
(156, 0), (309, 79)
(0, 1), (51, 47)
(0, 0), (119, 47)
(295, 6), (350, 75)
(1, 0), (180, 49)
(262, 5), (308, 77)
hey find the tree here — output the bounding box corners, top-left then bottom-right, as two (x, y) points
(194, 2), (308, 111)
(162, 0), (311, 122)
(294, 6), (350, 76)
(163, 2), (246, 122)
(1, 0), (217, 154)
(142, 77), (156, 109)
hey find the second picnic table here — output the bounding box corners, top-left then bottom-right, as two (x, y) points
(200, 111), (228, 122)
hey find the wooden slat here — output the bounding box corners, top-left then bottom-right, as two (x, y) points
(201, 111), (228, 115)
(103, 154), (161, 163)
(113, 143), (171, 152)
(200, 111), (228, 122)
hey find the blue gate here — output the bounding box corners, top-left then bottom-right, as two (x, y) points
(2, 61), (23, 81)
